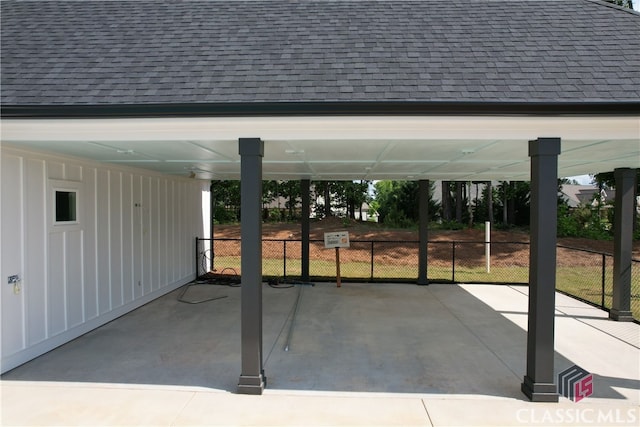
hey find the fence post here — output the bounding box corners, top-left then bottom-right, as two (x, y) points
(195, 237), (199, 279)
(283, 240), (287, 280)
(370, 241), (374, 281)
(601, 253), (606, 309)
(452, 241), (456, 283)
(418, 179), (429, 285)
(485, 221), (491, 273)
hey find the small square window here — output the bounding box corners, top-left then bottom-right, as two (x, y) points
(55, 191), (77, 222)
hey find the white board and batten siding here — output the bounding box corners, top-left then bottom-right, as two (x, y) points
(0, 145), (204, 373)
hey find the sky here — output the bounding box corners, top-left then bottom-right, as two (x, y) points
(568, 174), (593, 185)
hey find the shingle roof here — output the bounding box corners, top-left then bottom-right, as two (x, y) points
(1, 0), (640, 108)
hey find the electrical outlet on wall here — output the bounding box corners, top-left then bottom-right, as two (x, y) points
(8, 275), (21, 295)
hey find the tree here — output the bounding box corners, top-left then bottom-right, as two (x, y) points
(312, 181), (337, 218)
(475, 181), (499, 224)
(280, 180), (302, 220)
(343, 180), (370, 219)
(310, 181), (370, 219)
(444, 181), (472, 226)
(603, 0), (634, 8)
(592, 169), (640, 235)
(455, 182), (465, 223)
(441, 181), (452, 221)
(374, 180), (439, 227)
(210, 180), (241, 223)
(213, 179), (302, 223)
(486, 181), (494, 223)
(496, 181), (531, 226)
(374, 181), (406, 226)
(557, 177), (612, 240)
(261, 180), (276, 221)
(501, 181), (508, 224)
(467, 181), (474, 228)
(591, 170), (640, 193)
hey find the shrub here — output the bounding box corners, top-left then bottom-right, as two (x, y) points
(557, 204), (580, 237)
(438, 220), (466, 231)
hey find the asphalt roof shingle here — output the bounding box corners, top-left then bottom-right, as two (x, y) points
(1, 0), (639, 107)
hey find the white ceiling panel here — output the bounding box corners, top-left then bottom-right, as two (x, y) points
(562, 140), (638, 159)
(104, 140), (234, 162)
(382, 140), (478, 161)
(292, 139), (390, 162)
(262, 161), (313, 175)
(375, 161), (446, 174)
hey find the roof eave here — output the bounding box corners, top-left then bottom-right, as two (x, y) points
(2, 101), (640, 119)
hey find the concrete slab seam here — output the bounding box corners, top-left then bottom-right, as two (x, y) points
(420, 398), (436, 427)
(169, 390), (198, 426)
(264, 286), (299, 367)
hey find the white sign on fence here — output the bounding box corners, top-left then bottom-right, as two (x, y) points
(324, 231), (350, 249)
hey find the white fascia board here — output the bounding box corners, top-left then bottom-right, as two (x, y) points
(2, 115), (639, 142)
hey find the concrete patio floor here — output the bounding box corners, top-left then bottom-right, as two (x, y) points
(1, 282), (638, 426)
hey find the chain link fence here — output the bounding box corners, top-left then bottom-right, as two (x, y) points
(556, 245), (640, 321)
(197, 237), (640, 321)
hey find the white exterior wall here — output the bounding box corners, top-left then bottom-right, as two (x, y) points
(0, 145), (203, 373)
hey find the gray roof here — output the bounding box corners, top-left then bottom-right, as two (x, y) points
(2, 0), (640, 109)
(560, 184), (608, 207)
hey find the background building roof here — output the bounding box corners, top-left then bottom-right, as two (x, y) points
(560, 184), (613, 207)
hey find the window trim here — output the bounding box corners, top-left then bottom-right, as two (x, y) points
(49, 179), (82, 230)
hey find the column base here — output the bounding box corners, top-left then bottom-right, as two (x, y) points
(609, 309), (634, 322)
(417, 279), (430, 286)
(237, 372), (265, 395)
(522, 376), (558, 402)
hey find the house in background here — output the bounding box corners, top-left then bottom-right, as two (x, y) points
(561, 184), (640, 220)
(561, 184), (615, 208)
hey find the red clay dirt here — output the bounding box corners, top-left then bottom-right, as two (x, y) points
(213, 217), (640, 268)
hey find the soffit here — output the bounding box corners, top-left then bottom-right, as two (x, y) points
(1, 115), (638, 181)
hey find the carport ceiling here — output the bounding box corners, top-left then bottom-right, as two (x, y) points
(2, 115), (639, 181)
